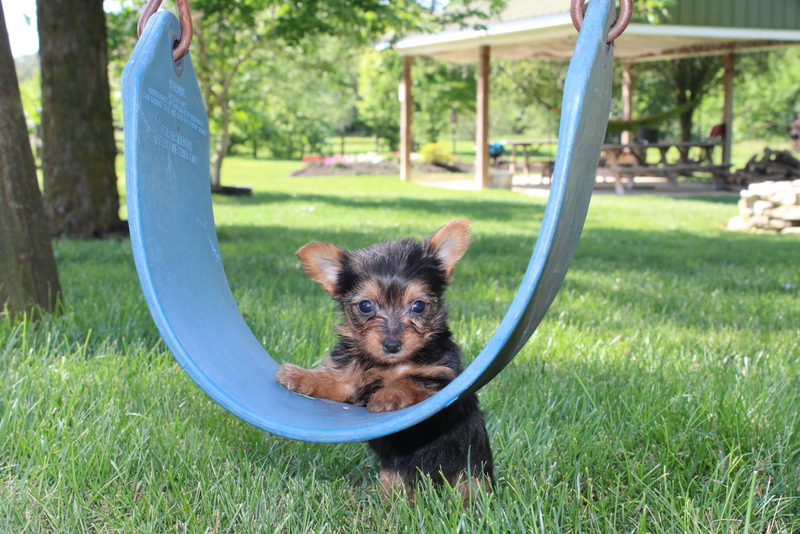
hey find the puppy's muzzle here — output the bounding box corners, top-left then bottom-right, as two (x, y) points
(381, 337), (402, 354)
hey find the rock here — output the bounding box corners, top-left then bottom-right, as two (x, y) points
(768, 186), (797, 205)
(749, 182), (776, 195)
(753, 200), (774, 216)
(776, 191), (798, 206)
(739, 189), (758, 207)
(732, 180), (800, 234)
(727, 215), (750, 232)
(769, 205), (800, 221)
(768, 218), (793, 230)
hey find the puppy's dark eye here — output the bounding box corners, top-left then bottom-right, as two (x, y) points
(357, 300), (374, 314)
(410, 300), (426, 314)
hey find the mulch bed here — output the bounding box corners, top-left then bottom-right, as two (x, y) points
(289, 161), (474, 177)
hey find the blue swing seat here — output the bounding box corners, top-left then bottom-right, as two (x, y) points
(122, 0), (615, 443)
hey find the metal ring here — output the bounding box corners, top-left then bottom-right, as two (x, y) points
(571, 0), (632, 42)
(137, 0), (193, 61)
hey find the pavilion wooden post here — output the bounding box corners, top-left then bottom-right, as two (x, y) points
(621, 62), (635, 144)
(722, 53), (735, 166)
(400, 55), (413, 182)
(475, 45), (490, 189)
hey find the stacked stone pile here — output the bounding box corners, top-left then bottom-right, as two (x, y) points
(728, 180), (800, 234)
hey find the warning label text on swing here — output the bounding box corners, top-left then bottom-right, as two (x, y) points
(154, 125), (199, 166)
(143, 85), (207, 138)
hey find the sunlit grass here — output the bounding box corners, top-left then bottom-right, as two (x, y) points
(2, 157), (799, 532)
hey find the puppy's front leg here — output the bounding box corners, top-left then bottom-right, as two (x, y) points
(367, 378), (429, 412)
(276, 362), (353, 402)
(367, 365), (457, 412)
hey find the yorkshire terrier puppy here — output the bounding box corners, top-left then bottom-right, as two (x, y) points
(276, 220), (493, 498)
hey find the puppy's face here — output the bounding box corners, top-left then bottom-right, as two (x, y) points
(296, 220), (471, 364)
(335, 277), (439, 364)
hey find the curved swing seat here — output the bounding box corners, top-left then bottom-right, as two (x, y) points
(122, 0), (616, 443)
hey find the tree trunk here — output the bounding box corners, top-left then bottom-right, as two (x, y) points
(37, 0), (121, 238)
(0, 3), (62, 315)
(676, 86), (693, 142)
(194, 13), (257, 188)
(673, 59), (693, 142)
(673, 56), (723, 142)
(209, 94), (230, 190)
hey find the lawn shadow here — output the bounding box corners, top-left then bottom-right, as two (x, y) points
(669, 194), (739, 206)
(212, 215), (798, 361)
(213, 189), (547, 225)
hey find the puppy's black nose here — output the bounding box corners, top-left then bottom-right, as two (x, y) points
(382, 337), (402, 354)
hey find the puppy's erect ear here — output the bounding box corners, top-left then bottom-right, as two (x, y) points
(426, 220), (471, 280)
(296, 242), (347, 295)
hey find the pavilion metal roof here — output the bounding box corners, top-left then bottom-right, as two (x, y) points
(396, 0), (800, 63)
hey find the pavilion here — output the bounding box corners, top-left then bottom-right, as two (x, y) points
(394, 0), (800, 188)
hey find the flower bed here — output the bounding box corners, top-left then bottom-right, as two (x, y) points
(290, 152), (472, 177)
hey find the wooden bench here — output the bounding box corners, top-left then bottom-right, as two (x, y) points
(496, 139), (558, 177)
(601, 142), (730, 194)
(608, 163), (732, 194)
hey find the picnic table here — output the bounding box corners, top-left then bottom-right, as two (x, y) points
(496, 139), (559, 178)
(600, 140), (730, 195)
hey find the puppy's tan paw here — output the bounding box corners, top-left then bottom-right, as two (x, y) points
(367, 387), (415, 412)
(275, 364), (313, 395)
(378, 469), (414, 502)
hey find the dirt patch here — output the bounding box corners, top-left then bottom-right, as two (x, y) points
(289, 161), (474, 177)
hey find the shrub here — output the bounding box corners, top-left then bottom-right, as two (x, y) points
(418, 142), (455, 164)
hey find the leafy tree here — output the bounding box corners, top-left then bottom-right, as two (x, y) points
(412, 57), (477, 144)
(631, 0), (676, 24)
(227, 36), (360, 159)
(194, 0), (506, 181)
(190, 0), (452, 187)
(0, 3), (61, 316)
(494, 59), (568, 112)
(105, 1), (139, 127)
(357, 49), (403, 150)
(357, 50), (478, 148)
(13, 55), (42, 138)
(228, 97), (270, 158)
(670, 56), (723, 141)
(16, 65), (41, 150)
(108, 0), (503, 176)
(37, 0), (122, 237)
(609, 0), (721, 141)
(731, 49), (800, 141)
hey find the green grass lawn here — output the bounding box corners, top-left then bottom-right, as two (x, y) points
(2, 157), (799, 533)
